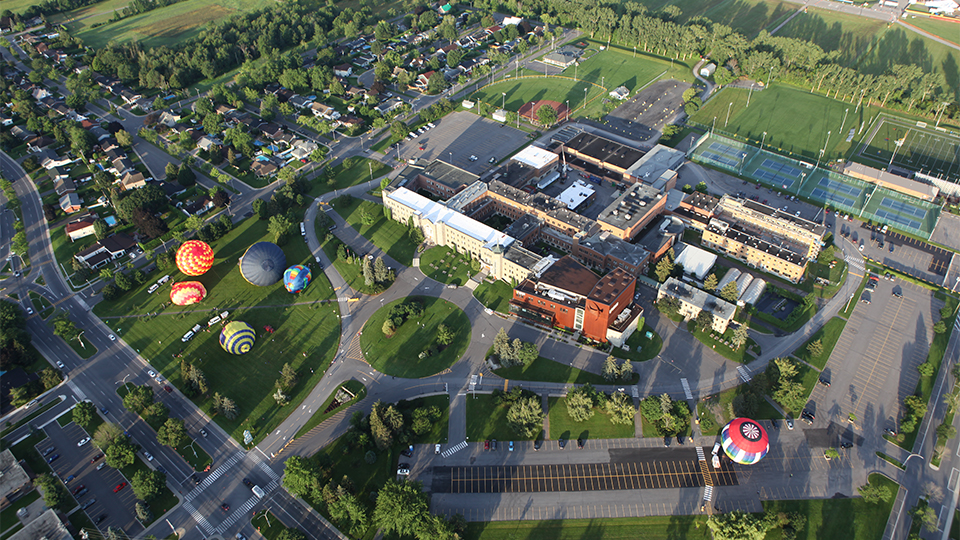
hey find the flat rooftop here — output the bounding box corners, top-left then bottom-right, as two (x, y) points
(487, 180), (596, 231)
(578, 231), (650, 268)
(724, 196), (826, 237)
(681, 191), (720, 214)
(512, 145), (558, 170)
(624, 144), (686, 183)
(597, 182), (663, 232)
(708, 218), (807, 266)
(843, 161), (939, 200)
(387, 187), (514, 250)
(563, 132), (646, 171)
(420, 159), (480, 190)
(557, 179), (595, 210)
(538, 255), (600, 298)
(660, 277), (736, 321)
(588, 267), (634, 305)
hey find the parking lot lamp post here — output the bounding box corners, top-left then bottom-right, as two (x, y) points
(502, 92), (505, 111)
(711, 116), (716, 136)
(566, 100), (569, 122)
(738, 152), (747, 175)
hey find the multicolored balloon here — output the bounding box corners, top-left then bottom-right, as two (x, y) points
(176, 240), (214, 276)
(219, 321), (256, 355)
(721, 417), (769, 465)
(239, 242), (286, 287)
(170, 281), (207, 306)
(283, 265), (312, 294)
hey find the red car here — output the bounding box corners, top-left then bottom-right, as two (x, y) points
(164, 385), (173, 393)
(72, 484), (85, 495)
(114, 482), (127, 493)
(90, 453), (104, 463)
(484, 440), (490, 450)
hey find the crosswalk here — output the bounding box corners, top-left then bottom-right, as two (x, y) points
(737, 366), (752, 384)
(336, 296), (352, 303)
(703, 485), (714, 502)
(247, 450), (281, 481)
(695, 446), (706, 461)
(67, 380), (86, 401)
(847, 255), (865, 276)
(441, 440), (468, 458)
(215, 495), (260, 534)
(680, 378), (693, 400)
(182, 501), (214, 535)
(631, 386), (639, 399)
(186, 451), (243, 502)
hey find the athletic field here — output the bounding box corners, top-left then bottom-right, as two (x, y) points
(690, 85), (881, 162)
(471, 76), (606, 116)
(857, 113), (960, 183)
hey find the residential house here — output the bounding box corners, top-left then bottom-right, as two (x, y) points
(443, 67), (462, 81)
(415, 71), (436, 90)
(65, 217), (97, 241)
(26, 135), (55, 152)
(609, 86), (629, 100)
(111, 156), (134, 176)
(40, 154), (72, 170)
(339, 115), (363, 129)
(59, 192), (82, 214)
(258, 122), (284, 140)
(88, 125), (111, 142)
(251, 160), (278, 178)
(10, 126), (33, 140)
(334, 64), (353, 77)
(54, 177), (76, 196)
(120, 171), (147, 191)
(438, 43), (459, 56)
(74, 233), (137, 269)
(375, 98), (404, 116)
(50, 167), (69, 182)
(0, 16), (14, 33)
(345, 86), (366, 99)
(0, 114), (12, 127)
(309, 103), (341, 121)
(276, 88), (296, 103)
(158, 111), (181, 127)
(197, 136), (222, 152)
(289, 95), (313, 109)
(214, 104), (235, 115)
(289, 140), (319, 161)
(30, 87), (50, 100)
(117, 87), (142, 104)
(181, 195), (214, 216)
(156, 180), (186, 198)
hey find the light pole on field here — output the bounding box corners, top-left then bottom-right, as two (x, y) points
(582, 87), (587, 111)
(711, 116), (717, 136)
(724, 102), (732, 128)
(761, 131), (767, 153)
(502, 92), (506, 111)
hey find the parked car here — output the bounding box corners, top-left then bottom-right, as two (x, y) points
(818, 376), (830, 387)
(77, 437), (91, 447)
(401, 446), (413, 458)
(96, 515), (107, 524)
(47, 454), (60, 463)
(509, 441), (515, 451)
(113, 482), (127, 493)
(143, 451), (153, 461)
(42, 446), (55, 457)
(397, 464), (410, 475)
(64, 474), (76, 484)
(97, 462), (106, 471)
(435, 444), (441, 455)
(81, 499), (96, 510)
(74, 488), (88, 498)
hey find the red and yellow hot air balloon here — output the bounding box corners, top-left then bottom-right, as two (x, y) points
(170, 281), (207, 306)
(176, 240), (214, 276)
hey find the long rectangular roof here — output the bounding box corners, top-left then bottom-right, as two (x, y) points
(512, 145), (558, 170)
(387, 187), (514, 249)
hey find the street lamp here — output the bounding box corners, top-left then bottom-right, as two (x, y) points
(501, 92), (506, 110)
(582, 87), (587, 110)
(725, 102), (732, 128)
(760, 131), (767, 152)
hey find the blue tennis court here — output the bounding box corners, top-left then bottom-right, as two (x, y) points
(873, 209), (922, 231)
(817, 177), (863, 197)
(879, 197), (927, 219)
(754, 169), (796, 188)
(709, 142), (743, 156)
(701, 151), (739, 168)
(760, 159), (803, 178)
(811, 188), (856, 208)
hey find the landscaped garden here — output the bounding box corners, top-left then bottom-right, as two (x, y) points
(419, 246), (480, 286)
(359, 296), (471, 378)
(548, 395), (636, 440)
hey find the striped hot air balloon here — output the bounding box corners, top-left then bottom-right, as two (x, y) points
(176, 240), (214, 276)
(170, 281), (207, 306)
(219, 321), (256, 355)
(283, 265), (312, 293)
(721, 417), (769, 465)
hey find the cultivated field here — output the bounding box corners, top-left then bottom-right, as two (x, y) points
(70, 0), (275, 49)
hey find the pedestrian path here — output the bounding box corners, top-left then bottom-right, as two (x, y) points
(441, 440), (468, 458)
(737, 365), (752, 383)
(182, 500), (214, 535)
(215, 494), (260, 534)
(186, 451), (243, 502)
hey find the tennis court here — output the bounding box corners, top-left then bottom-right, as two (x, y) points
(858, 114), (960, 182)
(863, 188), (939, 235)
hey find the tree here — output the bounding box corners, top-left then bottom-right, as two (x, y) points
(268, 214), (293, 245)
(374, 479), (430, 538)
(104, 438), (136, 469)
(619, 358), (635, 381)
(373, 257), (390, 284)
(506, 395), (544, 437)
(807, 339), (824, 358)
(123, 384), (154, 413)
(566, 387), (595, 422)
(34, 474), (64, 508)
(213, 189), (230, 208)
(280, 363), (298, 390)
(602, 355), (618, 381)
(132, 208), (169, 239)
(696, 310), (715, 332)
(937, 422), (957, 441)
(426, 71), (448, 95)
(131, 469), (165, 501)
(156, 418), (187, 447)
(536, 104), (557, 126)
(731, 325), (749, 350)
(362, 256), (375, 287)
(93, 219), (109, 240)
(917, 362), (935, 377)
(94, 422), (124, 450)
(858, 482), (893, 504)
(719, 282), (739, 303)
(436, 324), (454, 346)
(912, 504), (939, 533)
(220, 396), (237, 420)
(654, 256), (674, 282)
(73, 401), (95, 428)
(135, 501), (153, 522)
(369, 400), (403, 450)
(178, 164), (196, 187)
(695, 181), (708, 194)
(359, 206), (376, 225)
(282, 456), (321, 499)
(707, 511), (773, 540)
(277, 529), (306, 540)
(116, 130), (133, 147)
(704, 273), (718, 290)
(605, 391), (636, 425)
(52, 312), (81, 342)
(382, 318), (396, 336)
(447, 49), (464, 69)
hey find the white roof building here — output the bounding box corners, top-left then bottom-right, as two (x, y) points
(740, 277), (767, 305)
(385, 187), (515, 251)
(557, 180), (594, 210)
(734, 272), (754, 298)
(511, 145), (558, 171)
(673, 243), (717, 280)
(715, 268), (741, 294)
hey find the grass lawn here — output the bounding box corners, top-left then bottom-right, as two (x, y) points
(28, 291), (54, 319)
(463, 515), (711, 540)
(50, 224), (98, 287)
(251, 510), (289, 540)
(691, 84), (882, 162)
(547, 397), (635, 441)
(293, 380), (367, 438)
(776, 6), (889, 65)
(762, 473), (898, 540)
(419, 246), (478, 286)
(0, 490), (39, 527)
(316, 226), (387, 296)
(466, 394), (542, 442)
(359, 296), (471, 378)
(473, 279), (514, 314)
(700, 384), (782, 435)
(696, 401), (722, 436)
(333, 198), (419, 267)
(175, 438), (213, 471)
(804, 244), (848, 300)
(840, 273), (870, 319)
(611, 324), (663, 362)
(306, 158), (391, 199)
(71, 0), (277, 49)
(773, 361), (821, 418)
(906, 15), (960, 45)
(395, 394), (450, 444)
(688, 322), (759, 363)
(62, 327), (97, 359)
(793, 317), (847, 370)
(858, 25), (959, 96)
(494, 356), (638, 385)
(92, 216), (341, 446)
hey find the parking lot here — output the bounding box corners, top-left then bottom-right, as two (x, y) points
(603, 79), (691, 142)
(815, 276), (938, 430)
(37, 417), (140, 534)
(396, 112), (529, 175)
(852, 222), (954, 285)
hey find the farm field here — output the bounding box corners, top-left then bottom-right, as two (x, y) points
(69, 0), (276, 49)
(776, 6), (889, 66)
(93, 216), (341, 445)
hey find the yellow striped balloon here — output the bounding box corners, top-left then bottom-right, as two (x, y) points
(176, 240), (214, 276)
(170, 281), (207, 306)
(219, 321), (256, 355)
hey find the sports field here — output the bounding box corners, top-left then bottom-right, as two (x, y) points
(471, 76), (606, 117)
(69, 0), (275, 49)
(94, 216), (341, 444)
(776, 6), (889, 66)
(691, 85), (881, 161)
(903, 15), (960, 46)
(858, 114), (960, 181)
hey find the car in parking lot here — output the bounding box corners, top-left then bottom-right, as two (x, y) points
(401, 445), (413, 457)
(491, 439), (497, 451)
(786, 417), (794, 430)
(96, 515), (107, 524)
(818, 376), (830, 387)
(143, 451), (153, 461)
(42, 446), (55, 456)
(90, 453), (104, 463)
(860, 291), (871, 304)
(889, 244), (894, 252)
(74, 487), (88, 498)
(509, 441), (515, 451)
(558, 438), (567, 449)
(114, 482), (127, 492)
(840, 442), (853, 449)
(46, 454), (60, 463)
(484, 440), (490, 450)
(469, 155), (478, 161)
(77, 437), (90, 447)
(72, 485), (86, 495)
(884, 427), (898, 437)
(435, 444), (441, 454)
(96, 462), (106, 470)
(81, 499), (96, 510)
(64, 474), (76, 484)
(488, 156), (496, 163)
(397, 464), (410, 475)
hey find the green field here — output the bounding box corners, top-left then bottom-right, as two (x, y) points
(315, 220), (388, 296)
(93, 216), (341, 445)
(69, 0), (276, 49)
(2, 0), (44, 16)
(905, 15), (960, 46)
(691, 85), (881, 161)
(51, 0), (137, 31)
(359, 296), (471, 378)
(306, 158), (391, 199)
(547, 396), (636, 440)
(777, 6), (889, 66)
(471, 76), (606, 118)
(419, 246), (478, 286)
(611, 324), (663, 363)
(494, 356), (637, 385)
(464, 515), (711, 540)
(334, 198), (419, 267)
(859, 26), (959, 101)
(466, 394), (543, 441)
(793, 316), (847, 370)
(697, 0), (799, 37)
(473, 279), (514, 314)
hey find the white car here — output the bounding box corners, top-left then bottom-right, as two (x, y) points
(155, 376), (164, 384)
(108, 335), (116, 341)
(143, 451), (154, 461)
(77, 437), (90, 447)
(26, 307), (33, 315)
(56, 361), (65, 369)
(435, 444), (441, 455)
(147, 370), (156, 378)
(96, 462), (106, 470)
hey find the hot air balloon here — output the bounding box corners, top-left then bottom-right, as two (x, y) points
(283, 265), (312, 294)
(239, 242), (286, 287)
(170, 281), (207, 306)
(720, 417), (769, 465)
(219, 321), (256, 355)
(176, 240), (214, 276)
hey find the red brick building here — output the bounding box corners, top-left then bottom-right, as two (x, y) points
(510, 256), (642, 345)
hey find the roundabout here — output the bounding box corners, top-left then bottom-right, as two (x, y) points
(359, 295), (472, 378)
